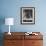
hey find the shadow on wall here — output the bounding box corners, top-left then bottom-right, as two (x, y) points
(0, 16), (5, 46)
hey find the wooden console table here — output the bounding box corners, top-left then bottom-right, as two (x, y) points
(4, 32), (43, 46)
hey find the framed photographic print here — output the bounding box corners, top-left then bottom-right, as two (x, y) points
(21, 7), (35, 24)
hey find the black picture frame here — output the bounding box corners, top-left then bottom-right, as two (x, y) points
(21, 7), (35, 24)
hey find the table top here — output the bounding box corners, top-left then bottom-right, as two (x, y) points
(4, 32), (43, 40)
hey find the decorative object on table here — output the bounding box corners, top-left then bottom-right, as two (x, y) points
(25, 32), (38, 35)
(21, 7), (35, 24)
(5, 18), (14, 35)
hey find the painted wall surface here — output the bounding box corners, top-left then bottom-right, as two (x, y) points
(0, 0), (46, 32)
(0, 0), (46, 46)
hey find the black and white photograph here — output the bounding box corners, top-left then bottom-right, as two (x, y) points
(21, 7), (35, 24)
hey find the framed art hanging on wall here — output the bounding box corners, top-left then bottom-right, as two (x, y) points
(21, 7), (35, 24)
